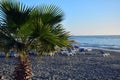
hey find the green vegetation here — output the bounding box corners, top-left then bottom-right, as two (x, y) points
(0, 0), (70, 79)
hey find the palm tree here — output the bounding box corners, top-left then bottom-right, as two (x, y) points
(0, 0), (70, 80)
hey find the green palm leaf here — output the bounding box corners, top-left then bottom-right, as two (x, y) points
(0, 0), (33, 33)
(0, 0), (70, 55)
(31, 5), (64, 26)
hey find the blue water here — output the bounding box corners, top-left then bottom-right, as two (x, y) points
(70, 35), (120, 50)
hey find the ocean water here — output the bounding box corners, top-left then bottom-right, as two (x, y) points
(70, 35), (120, 50)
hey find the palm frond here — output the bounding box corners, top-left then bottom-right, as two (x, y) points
(0, 0), (33, 33)
(31, 5), (64, 26)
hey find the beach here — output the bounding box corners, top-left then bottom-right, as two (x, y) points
(0, 49), (120, 80)
(0, 0), (120, 80)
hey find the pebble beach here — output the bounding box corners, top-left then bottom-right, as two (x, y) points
(0, 49), (120, 80)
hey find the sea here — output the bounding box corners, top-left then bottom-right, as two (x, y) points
(70, 35), (120, 51)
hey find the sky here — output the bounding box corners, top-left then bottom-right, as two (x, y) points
(19, 0), (120, 35)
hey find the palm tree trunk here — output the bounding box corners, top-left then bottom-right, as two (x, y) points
(13, 55), (33, 80)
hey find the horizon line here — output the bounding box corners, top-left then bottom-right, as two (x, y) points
(70, 34), (120, 36)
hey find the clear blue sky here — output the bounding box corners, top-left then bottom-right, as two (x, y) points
(19, 0), (120, 35)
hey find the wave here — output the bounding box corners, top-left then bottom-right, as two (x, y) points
(80, 43), (120, 50)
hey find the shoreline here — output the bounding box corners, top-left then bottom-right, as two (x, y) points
(94, 48), (120, 53)
(80, 47), (120, 53)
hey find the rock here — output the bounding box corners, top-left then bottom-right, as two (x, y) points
(0, 75), (8, 80)
(0, 49), (120, 79)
